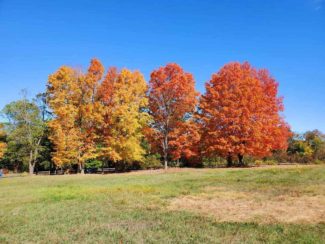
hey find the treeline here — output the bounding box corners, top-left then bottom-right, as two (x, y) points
(0, 59), (324, 174)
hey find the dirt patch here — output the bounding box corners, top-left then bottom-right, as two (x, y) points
(169, 188), (325, 224)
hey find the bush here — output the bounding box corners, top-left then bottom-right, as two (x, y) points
(254, 160), (263, 167)
(38, 160), (51, 171)
(140, 154), (162, 169)
(264, 159), (277, 165)
(314, 159), (325, 165)
(202, 157), (227, 168)
(85, 159), (103, 169)
(253, 159), (277, 166)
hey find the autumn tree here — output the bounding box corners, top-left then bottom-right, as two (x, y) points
(199, 62), (290, 166)
(97, 67), (149, 165)
(148, 63), (199, 169)
(2, 98), (45, 174)
(287, 130), (325, 162)
(168, 120), (200, 162)
(47, 59), (104, 173)
(0, 124), (6, 160)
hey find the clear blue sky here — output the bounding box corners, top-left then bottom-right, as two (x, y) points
(0, 0), (324, 132)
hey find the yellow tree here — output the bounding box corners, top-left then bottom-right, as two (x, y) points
(97, 68), (149, 165)
(47, 66), (81, 169)
(0, 124), (6, 159)
(47, 59), (104, 173)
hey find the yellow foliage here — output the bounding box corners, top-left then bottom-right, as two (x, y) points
(47, 59), (149, 169)
(47, 59), (104, 170)
(99, 69), (149, 163)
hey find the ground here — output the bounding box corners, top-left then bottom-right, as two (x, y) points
(0, 165), (324, 243)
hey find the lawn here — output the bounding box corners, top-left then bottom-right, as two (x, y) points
(0, 165), (324, 243)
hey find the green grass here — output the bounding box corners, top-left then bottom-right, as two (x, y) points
(0, 166), (324, 243)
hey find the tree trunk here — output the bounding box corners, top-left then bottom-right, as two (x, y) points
(29, 164), (35, 175)
(227, 154), (233, 167)
(29, 150), (34, 175)
(78, 162), (85, 174)
(163, 134), (168, 171)
(238, 154), (244, 167)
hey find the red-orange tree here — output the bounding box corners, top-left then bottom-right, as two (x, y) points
(199, 62), (290, 166)
(148, 63), (199, 169)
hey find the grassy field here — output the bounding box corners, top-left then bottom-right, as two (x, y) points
(0, 165), (324, 243)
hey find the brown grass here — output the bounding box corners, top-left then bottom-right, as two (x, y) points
(169, 186), (325, 224)
(133, 164), (319, 174)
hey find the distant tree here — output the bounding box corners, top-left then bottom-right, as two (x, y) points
(304, 130), (325, 158)
(148, 63), (199, 169)
(47, 59), (104, 173)
(97, 67), (149, 164)
(288, 134), (313, 156)
(34, 92), (55, 171)
(2, 98), (45, 174)
(34, 92), (53, 121)
(199, 62), (290, 166)
(287, 130), (325, 162)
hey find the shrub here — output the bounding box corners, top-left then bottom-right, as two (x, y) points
(314, 159), (325, 165)
(85, 159), (103, 169)
(254, 160), (263, 167)
(140, 154), (162, 169)
(202, 157), (227, 168)
(264, 159), (277, 165)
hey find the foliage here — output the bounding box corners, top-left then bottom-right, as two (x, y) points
(202, 156), (227, 168)
(199, 62), (291, 166)
(254, 160), (263, 167)
(4, 59), (325, 171)
(97, 67), (149, 164)
(314, 159), (325, 164)
(2, 98), (45, 174)
(148, 63), (199, 169)
(286, 130), (325, 163)
(253, 159), (277, 167)
(140, 154), (162, 169)
(47, 59), (104, 172)
(85, 159), (103, 169)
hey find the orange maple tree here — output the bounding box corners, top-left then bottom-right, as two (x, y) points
(199, 62), (290, 166)
(148, 63), (199, 169)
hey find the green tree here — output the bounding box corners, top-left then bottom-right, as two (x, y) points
(2, 98), (45, 174)
(304, 130), (325, 161)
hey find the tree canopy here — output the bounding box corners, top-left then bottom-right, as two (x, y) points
(199, 62), (291, 166)
(2, 98), (45, 174)
(148, 63), (199, 169)
(1, 59), (308, 172)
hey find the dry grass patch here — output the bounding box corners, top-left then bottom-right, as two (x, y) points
(169, 186), (325, 224)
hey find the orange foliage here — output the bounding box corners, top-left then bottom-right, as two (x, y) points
(47, 58), (104, 172)
(199, 62), (290, 165)
(148, 63), (199, 168)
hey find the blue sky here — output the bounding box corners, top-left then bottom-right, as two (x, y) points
(0, 0), (324, 132)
